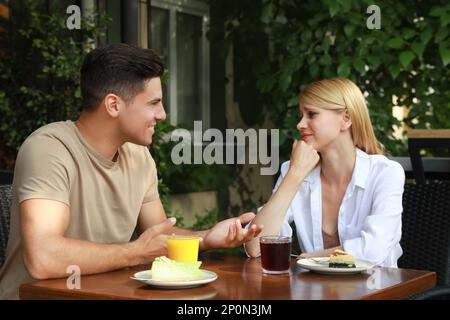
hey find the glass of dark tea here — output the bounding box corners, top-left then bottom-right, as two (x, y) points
(259, 236), (292, 274)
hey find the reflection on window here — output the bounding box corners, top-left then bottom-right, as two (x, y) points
(176, 12), (202, 128)
(150, 7), (170, 113)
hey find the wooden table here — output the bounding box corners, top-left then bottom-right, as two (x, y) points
(19, 253), (435, 300)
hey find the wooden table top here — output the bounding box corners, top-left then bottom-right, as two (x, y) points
(19, 253), (436, 300)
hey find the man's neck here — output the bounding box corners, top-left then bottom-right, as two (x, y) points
(75, 113), (122, 161)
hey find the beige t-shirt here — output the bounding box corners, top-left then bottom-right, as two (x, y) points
(0, 120), (159, 299)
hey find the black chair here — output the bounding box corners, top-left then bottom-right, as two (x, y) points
(408, 129), (450, 184)
(399, 182), (450, 299)
(0, 171), (13, 185)
(0, 184), (12, 268)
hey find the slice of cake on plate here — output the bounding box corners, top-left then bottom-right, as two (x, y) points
(151, 256), (203, 281)
(328, 249), (356, 268)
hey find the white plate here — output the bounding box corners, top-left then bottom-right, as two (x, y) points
(296, 257), (374, 275)
(130, 270), (218, 289)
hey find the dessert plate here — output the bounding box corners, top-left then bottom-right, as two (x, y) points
(130, 269), (218, 289)
(296, 257), (374, 275)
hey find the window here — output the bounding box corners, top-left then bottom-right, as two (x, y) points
(150, 0), (210, 130)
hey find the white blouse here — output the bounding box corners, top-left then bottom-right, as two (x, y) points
(248, 148), (405, 267)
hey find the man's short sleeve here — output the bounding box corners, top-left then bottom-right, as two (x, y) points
(14, 135), (72, 205)
(142, 149), (159, 203)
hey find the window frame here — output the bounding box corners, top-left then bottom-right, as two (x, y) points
(151, 0), (210, 129)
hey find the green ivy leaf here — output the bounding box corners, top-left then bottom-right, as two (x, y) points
(420, 28), (433, 44)
(309, 64), (319, 78)
(441, 13), (450, 28)
(399, 51), (415, 68)
(388, 64), (401, 79)
(429, 6), (442, 17)
(280, 73), (292, 92)
(436, 28), (449, 42)
(366, 55), (381, 69)
(307, 55), (316, 64)
(337, 0), (352, 11)
(439, 43), (450, 66)
(337, 63), (350, 77)
(301, 30), (312, 42)
(344, 25), (354, 38)
(287, 96), (298, 107)
(323, 66), (334, 78)
(386, 37), (404, 49)
(411, 42), (426, 58)
(353, 58), (365, 74)
(358, 44), (368, 56)
(403, 29), (416, 40)
(319, 54), (332, 66)
(261, 3), (274, 24)
(325, 0), (340, 17)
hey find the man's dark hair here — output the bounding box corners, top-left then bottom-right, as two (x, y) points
(80, 43), (164, 111)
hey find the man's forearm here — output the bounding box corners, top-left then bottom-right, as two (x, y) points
(24, 236), (141, 280)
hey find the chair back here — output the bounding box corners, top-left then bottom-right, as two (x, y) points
(0, 184), (12, 268)
(399, 182), (450, 286)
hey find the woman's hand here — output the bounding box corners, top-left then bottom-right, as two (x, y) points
(288, 140), (320, 178)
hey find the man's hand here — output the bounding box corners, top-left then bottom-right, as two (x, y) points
(201, 212), (263, 250)
(133, 217), (177, 264)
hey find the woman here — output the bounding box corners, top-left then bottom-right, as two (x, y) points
(245, 78), (404, 267)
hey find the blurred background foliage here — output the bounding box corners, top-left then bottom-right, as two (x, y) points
(0, 0), (104, 168)
(0, 0), (231, 216)
(208, 0), (450, 162)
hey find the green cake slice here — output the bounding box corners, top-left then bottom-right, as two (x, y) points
(151, 256), (203, 281)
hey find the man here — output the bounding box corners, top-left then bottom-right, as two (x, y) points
(0, 44), (263, 299)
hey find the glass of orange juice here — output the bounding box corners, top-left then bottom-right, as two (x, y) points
(167, 235), (200, 262)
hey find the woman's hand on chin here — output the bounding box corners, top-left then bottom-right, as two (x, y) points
(288, 140), (320, 179)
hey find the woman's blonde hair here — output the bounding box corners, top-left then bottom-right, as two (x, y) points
(299, 78), (384, 155)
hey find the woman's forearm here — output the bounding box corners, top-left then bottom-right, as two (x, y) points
(245, 168), (307, 257)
